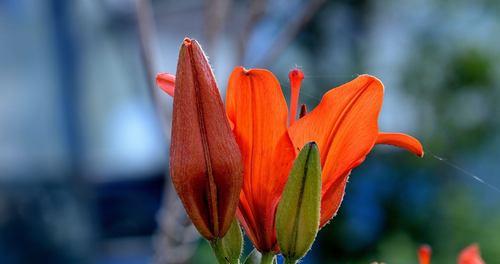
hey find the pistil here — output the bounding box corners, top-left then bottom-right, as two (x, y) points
(288, 68), (304, 126)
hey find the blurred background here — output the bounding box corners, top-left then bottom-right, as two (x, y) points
(1, 0), (500, 263)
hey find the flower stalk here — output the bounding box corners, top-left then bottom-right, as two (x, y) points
(209, 219), (243, 264)
(259, 252), (275, 264)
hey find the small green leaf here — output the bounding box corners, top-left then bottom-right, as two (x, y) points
(210, 219), (243, 264)
(243, 249), (261, 264)
(276, 142), (321, 262)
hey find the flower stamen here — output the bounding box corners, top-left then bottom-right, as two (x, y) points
(288, 68), (304, 126)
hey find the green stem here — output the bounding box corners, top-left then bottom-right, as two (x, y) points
(210, 239), (236, 264)
(260, 252), (275, 264)
(284, 258), (297, 264)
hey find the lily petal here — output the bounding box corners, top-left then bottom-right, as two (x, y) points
(156, 72), (176, 96)
(288, 75), (384, 226)
(319, 172), (350, 226)
(376, 132), (424, 157)
(226, 67), (295, 252)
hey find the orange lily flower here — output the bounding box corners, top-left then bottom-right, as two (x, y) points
(225, 67), (424, 252)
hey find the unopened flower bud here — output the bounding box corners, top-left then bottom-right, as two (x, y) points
(276, 142), (321, 263)
(169, 38), (243, 240)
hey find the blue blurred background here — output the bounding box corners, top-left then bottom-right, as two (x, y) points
(1, 0), (499, 263)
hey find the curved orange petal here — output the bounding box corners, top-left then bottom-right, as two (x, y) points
(319, 173), (349, 227)
(226, 67), (295, 252)
(458, 244), (485, 264)
(156, 72), (175, 96)
(288, 75), (384, 225)
(376, 132), (424, 157)
(236, 192), (259, 245)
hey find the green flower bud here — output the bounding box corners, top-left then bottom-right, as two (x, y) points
(276, 142), (322, 263)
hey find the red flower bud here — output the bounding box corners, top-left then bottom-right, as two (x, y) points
(170, 38), (243, 240)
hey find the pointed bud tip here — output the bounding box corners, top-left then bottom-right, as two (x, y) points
(242, 67), (250, 75)
(306, 141), (317, 150)
(183, 37), (193, 46)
